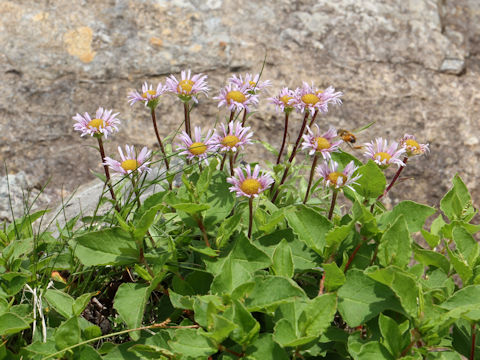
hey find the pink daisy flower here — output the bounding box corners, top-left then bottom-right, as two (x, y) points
(214, 83), (259, 113)
(268, 87), (296, 113)
(103, 145), (152, 176)
(316, 160), (362, 191)
(165, 69), (208, 103)
(177, 126), (218, 163)
(213, 121), (254, 153)
(73, 107), (120, 139)
(228, 73), (271, 94)
(227, 164), (274, 198)
(127, 82), (165, 107)
(399, 134), (430, 157)
(293, 82), (343, 116)
(364, 138), (406, 168)
(301, 125), (342, 159)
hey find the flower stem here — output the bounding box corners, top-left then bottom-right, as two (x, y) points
(220, 153), (227, 171)
(471, 323), (477, 360)
(318, 272), (326, 296)
(229, 151), (235, 176)
(328, 189), (338, 220)
(276, 112), (289, 164)
(97, 137), (121, 212)
(229, 110), (235, 123)
(303, 154), (319, 204)
(240, 109), (247, 126)
(150, 107), (170, 171)
(344, 240), (363, 273)
(372, 156), (408, 212)
(308, 109), (319, 128)
(195, 215), (210, 247)
(271, 112), (309, 203)
(184, 102), (191, 138)
(248, 197), (254, 239)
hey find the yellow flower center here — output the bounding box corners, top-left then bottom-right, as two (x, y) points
(121, 159), (139, 171)
(221, 135), (240, 148)
(280, 95), (293, 106)
(178, 79), (194, 94)
(405, 139), (420, 150)
(189, 142), (207, 155)
(301, 93), (320, 105)
(87, 118), (105, 130)
(328, 172), (347, 186)
(240, 178), (261, 195)
(142, 90), (156, 98)
(374, 152), (392, 163)
(226, 91), (246, 104)
(315, 137), (331, 150)
(248, 80), (257, 87)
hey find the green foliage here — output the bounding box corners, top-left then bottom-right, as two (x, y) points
(1, 108), (478, 360)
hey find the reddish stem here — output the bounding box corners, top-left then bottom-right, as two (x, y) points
(307, 109), (319, 128)
(344, 241), (363, 273)
(184, 102), (191, 138)
(271, 112), (309, 203)
(318, 272), (326, 296)
(328, 189), (338, 220)
(229, 152), (235, 176)
(304, 154), (319, 204)
(372, 156), (408, 212)
(240, 109), (247, 126)
(276, 112), (289, 164)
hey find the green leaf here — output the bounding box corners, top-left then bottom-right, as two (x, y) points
(44, 289), (74, 318)
(202, 171), (236, 226)
(353, 160), (386, 198)
(113, 277), (161, 340)
(447, 248), (473, 284)
(0, 312), (30, 336)
(55, 317), (81, 350)
(274, 318), (315, 347)
(207, 314), (237, 343)
(323, 263), (346, 292)
(426, 351), (463, 360)
(75, 227), (138, 266)
(171, 202), (210, 214)
(413, 246), (450, 274)
(285, 205), (332, 254)
(73, 292), (96, 317)
(378, 201), (436, 233)
(299, 294), (337, 337)
(453, 226), (479, 267)
(421, 229), (440, 249)
(378, 313), (409, 357)
(338, 269), (403, 327)
(331, 150), (363, 168)
(128, 344), (174, 359)
(325, 224), (353, 259)
(349, 340), (394, 360)
(441, 174), (475, 221)
(272, 239), (294, 277)
(224, 299), (260, 345)
(0, 272), (28, 296)
(132, 202), (165, 241)
(216, 212), (242, 248)
(73, 345), (102, 360)
(439, 285), (480, 321)
(377, 215), (412, 268)
(245, 275), (307, 311)
(210, 256), (253, 295)
(366, 266), (420, 317)
(244, 333), (289, 360)
(168, 329), (217, 358)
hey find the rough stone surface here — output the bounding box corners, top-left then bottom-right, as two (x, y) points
(1, 0), (480, 219)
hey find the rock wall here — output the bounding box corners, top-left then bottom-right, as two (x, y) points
(1, 0), (479, 219)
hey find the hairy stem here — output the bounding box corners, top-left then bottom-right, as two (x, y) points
(276, 112), (289, 164)
(240, 109), (247, 126)
(229, 151), (235, 176)
(307, 109), (319, 128)
(303, 154), (319, 204)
